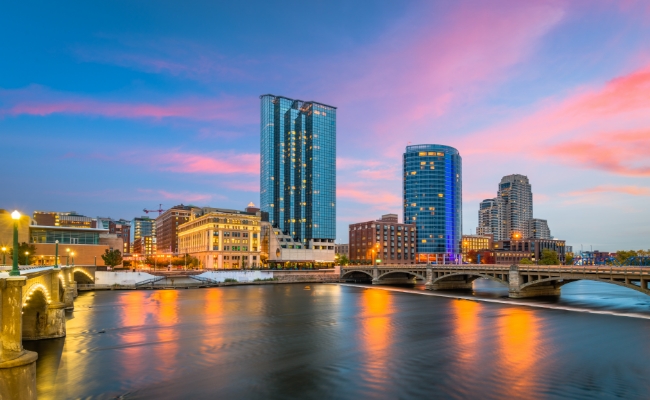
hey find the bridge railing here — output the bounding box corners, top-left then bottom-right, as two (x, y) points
(341, 264), (650, 275)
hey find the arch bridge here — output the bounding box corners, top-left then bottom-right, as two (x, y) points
(0, 265), (94, 398)
(340, 264), (650, 298)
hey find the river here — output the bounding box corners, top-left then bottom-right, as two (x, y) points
(24, 281), (650, 399)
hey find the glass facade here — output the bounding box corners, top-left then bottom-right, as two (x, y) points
(403, 144), (462, 263)
(260, 94), (336, 247)
(31, 228), (100, 244)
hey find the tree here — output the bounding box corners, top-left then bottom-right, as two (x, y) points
(565, 253), (574, 265)
(9, 242), (37, 265)
(101, 249), (123, 268)
(337, 253), (349, 266)
(539, 249), (559, 265)
(615, 250), (638, 265)
(519, 257), (533, 265)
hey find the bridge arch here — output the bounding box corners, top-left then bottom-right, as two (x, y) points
(432, 272), (509, 287)
(22, 285), (53, 340)
(340, 270), (374, 280)
(521, 276), (650, 296)
(376, 270), (426, 281)
(73, 268), (94, 284)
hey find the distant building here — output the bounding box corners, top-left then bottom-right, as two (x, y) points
(155, 204), (194, 255)
(497, 174), (533, 240)
(109, 219), (131, 254)
(33, 211), (96, 229)
(403, 144), (462, 264)
(132, 216), (156, 256)
(477, 198), (499, 237)
(349, 214), (416, 265)
(494, 238), (566, 264)
(335, 243), (349, 258)
(461, 234), (494, 262)
(178, 206), (261, 269)
(528, 218), (551, 239)
(259, 94), (336, 266)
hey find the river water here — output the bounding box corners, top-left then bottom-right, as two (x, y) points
(24, 281), (650, 399)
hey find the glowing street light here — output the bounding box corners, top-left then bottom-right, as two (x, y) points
(25, 251), (29, 266)
(71, 251), (75, 266)
(1, 246), (6, 266)
(10, 210), (21, 276)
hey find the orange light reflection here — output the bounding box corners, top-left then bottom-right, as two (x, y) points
(359, 289), (393, 386)
(497, 309), (541, 397)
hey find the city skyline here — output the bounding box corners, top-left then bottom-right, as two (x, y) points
(2, 1), (650, 251)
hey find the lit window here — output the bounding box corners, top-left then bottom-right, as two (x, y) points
(438, 194), (443, 197)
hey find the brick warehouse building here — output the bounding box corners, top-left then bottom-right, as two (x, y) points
(349, 214), (416, 265)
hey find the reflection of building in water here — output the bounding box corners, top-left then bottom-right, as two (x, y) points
(178, 205), (261, 269)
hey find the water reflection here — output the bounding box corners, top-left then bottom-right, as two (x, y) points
(153, 290), (179, 375)
(359, 288), (393, 387)
(118, 291), (149, 379)
(497, 309), (541, 397)
(452, 299), (481, 366)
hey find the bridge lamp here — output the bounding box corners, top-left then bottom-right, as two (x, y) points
(25, 251), (29, 266)
(1, 246), (6, 266)
(71, 251), (75, 266)
(66, 248), (70, 265)
(9, 210), (21, 276)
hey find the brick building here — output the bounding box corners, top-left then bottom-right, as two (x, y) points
(349, 214), (416, 265)
(155, 204), (194, 255)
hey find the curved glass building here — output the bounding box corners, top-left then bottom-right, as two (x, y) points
(403, 144), (462, 264)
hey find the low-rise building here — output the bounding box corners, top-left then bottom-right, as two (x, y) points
(132, 235), (155, 256)
(528, 218), (551, 239)
(261, 222), (336, 269)
(461, 234), (494, 262)
(349, 214), (416, 265)
(494, 238), (566, 264)
(178, 206), (261, 269)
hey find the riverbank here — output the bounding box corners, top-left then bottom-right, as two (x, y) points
(80, 268), (340, 290)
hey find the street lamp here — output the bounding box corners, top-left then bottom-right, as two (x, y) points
(10, 210), (21, 276)
(1, 246), (6, 266)
(71, 251), (75, 266)
(54, 240), (59, 269)
(25, 252), (29, 266)
(66, 248), (70, 265)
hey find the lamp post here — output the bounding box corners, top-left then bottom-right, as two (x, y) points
(1, 246), (6, 266)
(66, 248), (70, 266)
(54, 240), (59, 269)
(10, 210), (21, 276)
(71, 251), (75, 266)
(25, 252), (29, 266)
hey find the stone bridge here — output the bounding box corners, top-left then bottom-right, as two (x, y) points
(0, 265), (95, 399)
(341, 264), (650, 298)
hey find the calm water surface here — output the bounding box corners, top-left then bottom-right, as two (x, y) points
(24, 281), (650, 399)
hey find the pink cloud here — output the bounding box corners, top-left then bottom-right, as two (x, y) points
(137, 189), (216, 203)
(460, 63), (650, 176)
(564, 185), (650, 197)
(0, 85), (250, 122)
(337, 184), (401, 209)
(148, 151), (259, 175)
(328, 0), (565, 151)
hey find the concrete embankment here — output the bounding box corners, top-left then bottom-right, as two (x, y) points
(83, 269), (340, 290)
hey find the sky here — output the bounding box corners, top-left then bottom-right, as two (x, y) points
(2, 0), (650, 251)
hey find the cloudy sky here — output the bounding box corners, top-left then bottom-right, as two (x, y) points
(2, 0), (650, 251)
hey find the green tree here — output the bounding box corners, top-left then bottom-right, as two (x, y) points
(519, 257), (533, 265)
(9, 242), (37, 265)
(539, 249), (560, 265)
(565, 253), (574, 265)
(101, 249), (123, 268)
(615, 250), (638, 264)
(337, 253), (349, 266)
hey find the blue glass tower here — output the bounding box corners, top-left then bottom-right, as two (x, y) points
(403, 144), (462, 263)
(260, 94), (336, 247)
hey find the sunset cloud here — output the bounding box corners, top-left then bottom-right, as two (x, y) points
(564, 185), (650, 197)
(0, 85), (250, 122)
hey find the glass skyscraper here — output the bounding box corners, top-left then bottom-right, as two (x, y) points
(403, 144), (462, 263)
(260, 94), (336, 248)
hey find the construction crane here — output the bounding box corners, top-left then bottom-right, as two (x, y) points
(143, 204), (165, 216)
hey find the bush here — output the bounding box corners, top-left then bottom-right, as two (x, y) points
(253, 277), (278, 282)
(224, 278), (238, 283)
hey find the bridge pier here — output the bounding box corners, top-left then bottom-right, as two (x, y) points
(22, 301), (66, 341)
(508, 265), (560, 298)
(0, 277), (38, 400)
(428, 276), (473, 291)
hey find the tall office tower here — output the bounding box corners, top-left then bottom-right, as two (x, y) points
(260, 94), (336, 249)
(477, 198), (499, 237)
(497, 174), (533, 240)
(403, 144), (462, 264)
(528, 218), (551, 239)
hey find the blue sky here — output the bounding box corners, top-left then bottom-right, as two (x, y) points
(2, 0), (650, 250)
